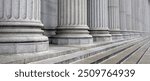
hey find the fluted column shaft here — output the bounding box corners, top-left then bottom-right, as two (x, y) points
(146, 0), (150, 34)
(87, 0), (112, 42)
(131, 0), (142, 37)
(119, 0), (130, 39)
(138, 0), (146, 37)
(0, 0), (49, 54)
(141, 0), (149, 36)
(52, 0), (93, 45)
(119, 0), (126, 31)
(108, 0), (123, 40)
(126, 0), (133, 38)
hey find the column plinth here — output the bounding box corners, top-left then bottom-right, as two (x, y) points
(0, 0), (49, 54)
(52, 0), (93, 45)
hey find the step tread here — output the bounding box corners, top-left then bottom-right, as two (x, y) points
(29, 40), (132, 64)
(100, 40), (148, 64)
(122, 41), (150, 64)
(139, 47), (150, 64)
(71, 40), (137, 64)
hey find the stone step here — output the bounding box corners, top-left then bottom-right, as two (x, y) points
(100, 39), (149, 64)
(121, 41), (150, 64)
(71, 39), (141, 64)
(139, 46), (150, 64)
(29, 38), (145, 64)
(0, 38), (123, 64)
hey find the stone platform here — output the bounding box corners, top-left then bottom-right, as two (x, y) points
(0, 37), (150, 64)
(0, 37), (149, 64)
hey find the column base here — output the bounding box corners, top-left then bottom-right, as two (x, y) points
(141, 32), (149, 37)
(129, 32), (135, 38)
(121, 31), (131, 40)
(0, 26), (50, 55)
(52, 37), (93, 45)
(53, 25), (93, 45)
(90, 29), (112, 42)
(0, 41), (49, 55)
(133, 33), (141, 38)
(110, 30), (124, 40)
(123, 34), (130, 40)
(111, 34), (123, 40)
(92, 34), (112, 42)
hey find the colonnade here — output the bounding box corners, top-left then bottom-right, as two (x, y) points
(52, 0), (150, 45)
(0, 0), (150, 54)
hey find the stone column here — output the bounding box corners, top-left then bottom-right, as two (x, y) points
(87, 0), (112, 42)
(126, 0), (132, 39)
(138, 0), (144, 37)
(52, 0), (93, 45)
(141, 0), (149, 36)
(119, 0), (130, 39)
(0, 0), (49, 54)
(147, 0), (150, 35)
(131, 0), (138, 38)
(108, 0), (123, 40)
(132, 0), (141, 37)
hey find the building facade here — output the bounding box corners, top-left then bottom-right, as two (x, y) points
(0, 0), (150, 64)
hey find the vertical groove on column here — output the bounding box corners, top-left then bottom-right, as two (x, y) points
(31, 0), (34, 20)
(0, 0), (4, 19)
(74, 0), (77, 25)
(12, 1), (19, 19)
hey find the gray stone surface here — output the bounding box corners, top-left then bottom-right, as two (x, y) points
(119, 0), (130, 39)
(0, 0), (150, 64)
(100, 38), (149, 64)
(87, 0), (112, 42)
(72, 39), (142, 64)
(126, 0), (133, 39)
(122, 41), (150, 64)
(41, 0), (57, 41)
(30, 39), (138, 64)
(52, 0), (93, 45)
(139, 47), (150, 64)
(108, 0), (123, 40)
(0, 0), (49, 54)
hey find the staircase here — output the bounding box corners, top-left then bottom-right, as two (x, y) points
(29, 37), (150, 64)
